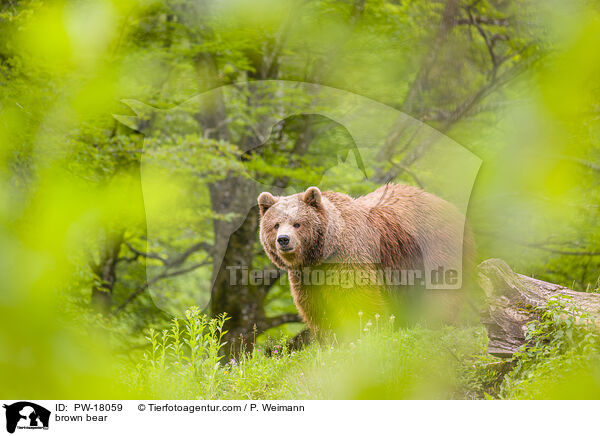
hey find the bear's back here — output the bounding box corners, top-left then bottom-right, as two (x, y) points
(352, 184), (471, 276)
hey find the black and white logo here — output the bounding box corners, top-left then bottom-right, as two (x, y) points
(3, 402), (50, 434)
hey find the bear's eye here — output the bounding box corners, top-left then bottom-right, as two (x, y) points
(274, 223), (279, 230)
(293, 223), (300, 228)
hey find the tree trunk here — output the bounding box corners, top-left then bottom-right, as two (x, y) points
(478, 258), (600, 358)
(401, 0), (460, 116)
(208, 175), (267, 355)
(90, 228), (124, 313)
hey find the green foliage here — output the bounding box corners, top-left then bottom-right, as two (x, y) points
(128, 308), (492, 399)
(1, 0), (599, 399)
(502, 296), (600, 399)
(131, 308), (230, 398)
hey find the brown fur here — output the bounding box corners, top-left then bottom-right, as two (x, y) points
(258, 184), (474, 337)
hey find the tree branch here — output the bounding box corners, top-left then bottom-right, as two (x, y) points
(401, 0), (460, 114)
(260, 313), (303, 330)
(388, 161), (424, 188)
(112, 259), (212, 315)
(124, 241), (168, 264)
(479, 231), (600, 256)
(374, 45), (537, 184)
(123, 240), (214, 268)
(457, 16), (511, 26)
(518, 242), (600, 257)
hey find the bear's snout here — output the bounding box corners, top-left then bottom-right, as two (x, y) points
(277, 234), (291, 249)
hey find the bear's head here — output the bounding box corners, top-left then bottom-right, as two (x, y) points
(258, 187), (327, 269)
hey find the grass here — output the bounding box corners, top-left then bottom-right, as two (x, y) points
(124, 307), (498, 400)
(120, 296), (600, 400)
(500, 296), (600, 399)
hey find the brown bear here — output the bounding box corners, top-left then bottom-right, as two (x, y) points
(257, 183), (474, 338)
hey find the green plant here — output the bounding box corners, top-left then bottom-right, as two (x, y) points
(501, 296), (600, 399)
(126, 307), (491, 400)
(136, 308), (230, 398)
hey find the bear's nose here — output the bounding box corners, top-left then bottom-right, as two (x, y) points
(277, 235), (290, 247)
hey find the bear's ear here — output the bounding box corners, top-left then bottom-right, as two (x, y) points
(303, 186), (322, 208)
(257, 192), (278, 216)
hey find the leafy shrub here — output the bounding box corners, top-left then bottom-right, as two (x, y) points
(501, 296), (600, 399)
(126, 307), (491, 399)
